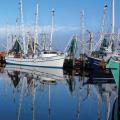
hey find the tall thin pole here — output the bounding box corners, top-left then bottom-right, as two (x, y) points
(6, 23), (9, 53)
(100, 0), (107, 35)
(111, 0), (115, 52)
(34, 3), (39, 54)
(49, 9), (55, 51)
(112, 0), (115, 34)
(16, 17), (19, 35)
(118, 28), (120, 40)
(42, 33), (47, 51)
(19, 0), (26, 54)
(80, 10), (85, 55)
(87, 30), (94, 55)
(80, 10), (85, 68)
(93, 0), (107, 51)
(117, 28), (120, 53)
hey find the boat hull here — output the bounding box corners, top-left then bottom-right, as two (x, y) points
(87, 56), (106, 70)
(5, 55), (65, 68)
(106, 58), (120, 87)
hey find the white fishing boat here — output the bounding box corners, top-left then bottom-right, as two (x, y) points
(5, 0), (65, 68)
(5, 52), (65, 68)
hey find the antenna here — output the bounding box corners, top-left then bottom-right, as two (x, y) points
(49, 9), (55, 51)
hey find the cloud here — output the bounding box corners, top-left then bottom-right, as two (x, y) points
(55, 26), (79, 32)
(0, 25), (16, 34)
(0, 25), (79, 34)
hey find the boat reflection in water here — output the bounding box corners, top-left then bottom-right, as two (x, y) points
(0, 65), (118, 120)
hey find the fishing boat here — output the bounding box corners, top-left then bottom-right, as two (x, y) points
(106, 56), (119, 88)
(87, 0), (117, 70)
(87, 46), (116, 69)
(5, 0), (65, 68)
(5, 51), (65, 68)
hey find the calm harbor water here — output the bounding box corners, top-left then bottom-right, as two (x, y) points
(0, 65), (118, 120)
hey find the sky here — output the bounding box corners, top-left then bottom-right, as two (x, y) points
(0, 0), (120, 51)
(0, 0), (119, 32)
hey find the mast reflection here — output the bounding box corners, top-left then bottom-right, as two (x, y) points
(0, 64), (117, 120)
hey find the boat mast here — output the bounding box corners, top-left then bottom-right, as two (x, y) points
(112, 0), (115, 34)
(41, 33), (47, 51)
(16, 17), (19, 35)
(116, 28), (120, 54)
(19, 0), (26, 54)
(80, 10), (85, 55)
(110, 0), (115, 52)
(34, 3), (39, 54)
(87, 30), (93, 55)
(93, 0), (107, 51)
(6, 23), (9, 53)
(49, 9), (55, 51)
(100, 0), (107, 38)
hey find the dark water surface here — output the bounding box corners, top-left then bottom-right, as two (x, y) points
(0, 65), (118, 120)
